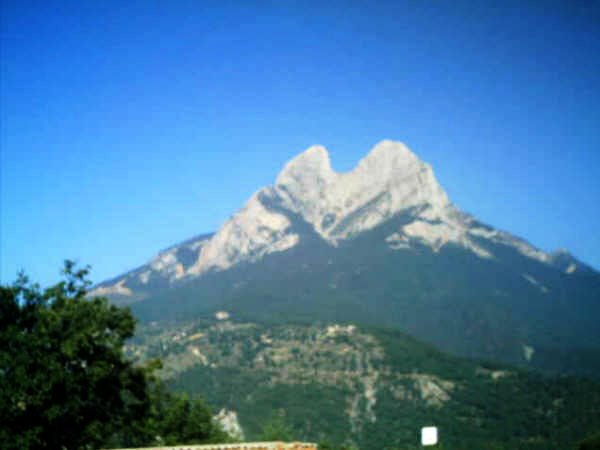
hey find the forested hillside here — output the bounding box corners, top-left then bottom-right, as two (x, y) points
(129, 316), (600, 450)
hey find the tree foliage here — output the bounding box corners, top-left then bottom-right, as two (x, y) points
(259, 412), (295, 442)
(579, 433), (600, 450)
(0, 262), (226, 449)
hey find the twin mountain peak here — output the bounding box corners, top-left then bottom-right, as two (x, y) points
(92, 140), (589, 298)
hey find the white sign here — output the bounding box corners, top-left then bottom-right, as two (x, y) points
(421, 426), (438, 446)
(215, 311), (230, 320)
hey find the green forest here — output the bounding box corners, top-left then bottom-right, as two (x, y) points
(2, 263), (600, 450)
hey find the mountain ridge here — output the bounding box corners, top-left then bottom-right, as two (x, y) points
(90, 141), (600, 376)
(91, 141), (595, 299)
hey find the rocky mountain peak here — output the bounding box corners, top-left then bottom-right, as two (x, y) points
(276, 145), (335, 188)
(356, 140), (419, 172)
(186, 141), (455, 277)
(273, 140), (451, 241)
(92, 140), (595, 302)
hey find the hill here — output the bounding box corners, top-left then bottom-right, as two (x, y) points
(127, 316), (600, 450)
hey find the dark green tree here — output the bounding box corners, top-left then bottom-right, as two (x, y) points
(259, 411), (295, 441)
(579, 433), (600, 450)
(0, 262), (152, 449)
(0, 261), (226, 449)
(150, 384), (229, 446)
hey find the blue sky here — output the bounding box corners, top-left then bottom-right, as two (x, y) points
(1, 0), (599, 286)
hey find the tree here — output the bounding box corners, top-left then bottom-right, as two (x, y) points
(259, 412), (295, 442)
(148, 384), (230, 446)
(579, 433), (600, 450)
(0, 262), (153, 449)
(0, 261), (226, 449)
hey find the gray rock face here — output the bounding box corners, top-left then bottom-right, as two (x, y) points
(185, 140), (569, 277)
(274, 140), (450, 241)
(92, 140), (591, 298)
(186, 140), (478, 277)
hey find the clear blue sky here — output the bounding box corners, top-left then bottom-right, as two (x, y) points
(1, 0), (599, 286)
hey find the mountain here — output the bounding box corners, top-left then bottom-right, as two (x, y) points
(128, 316), (600, 450)
(92, 140), (600, 376)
